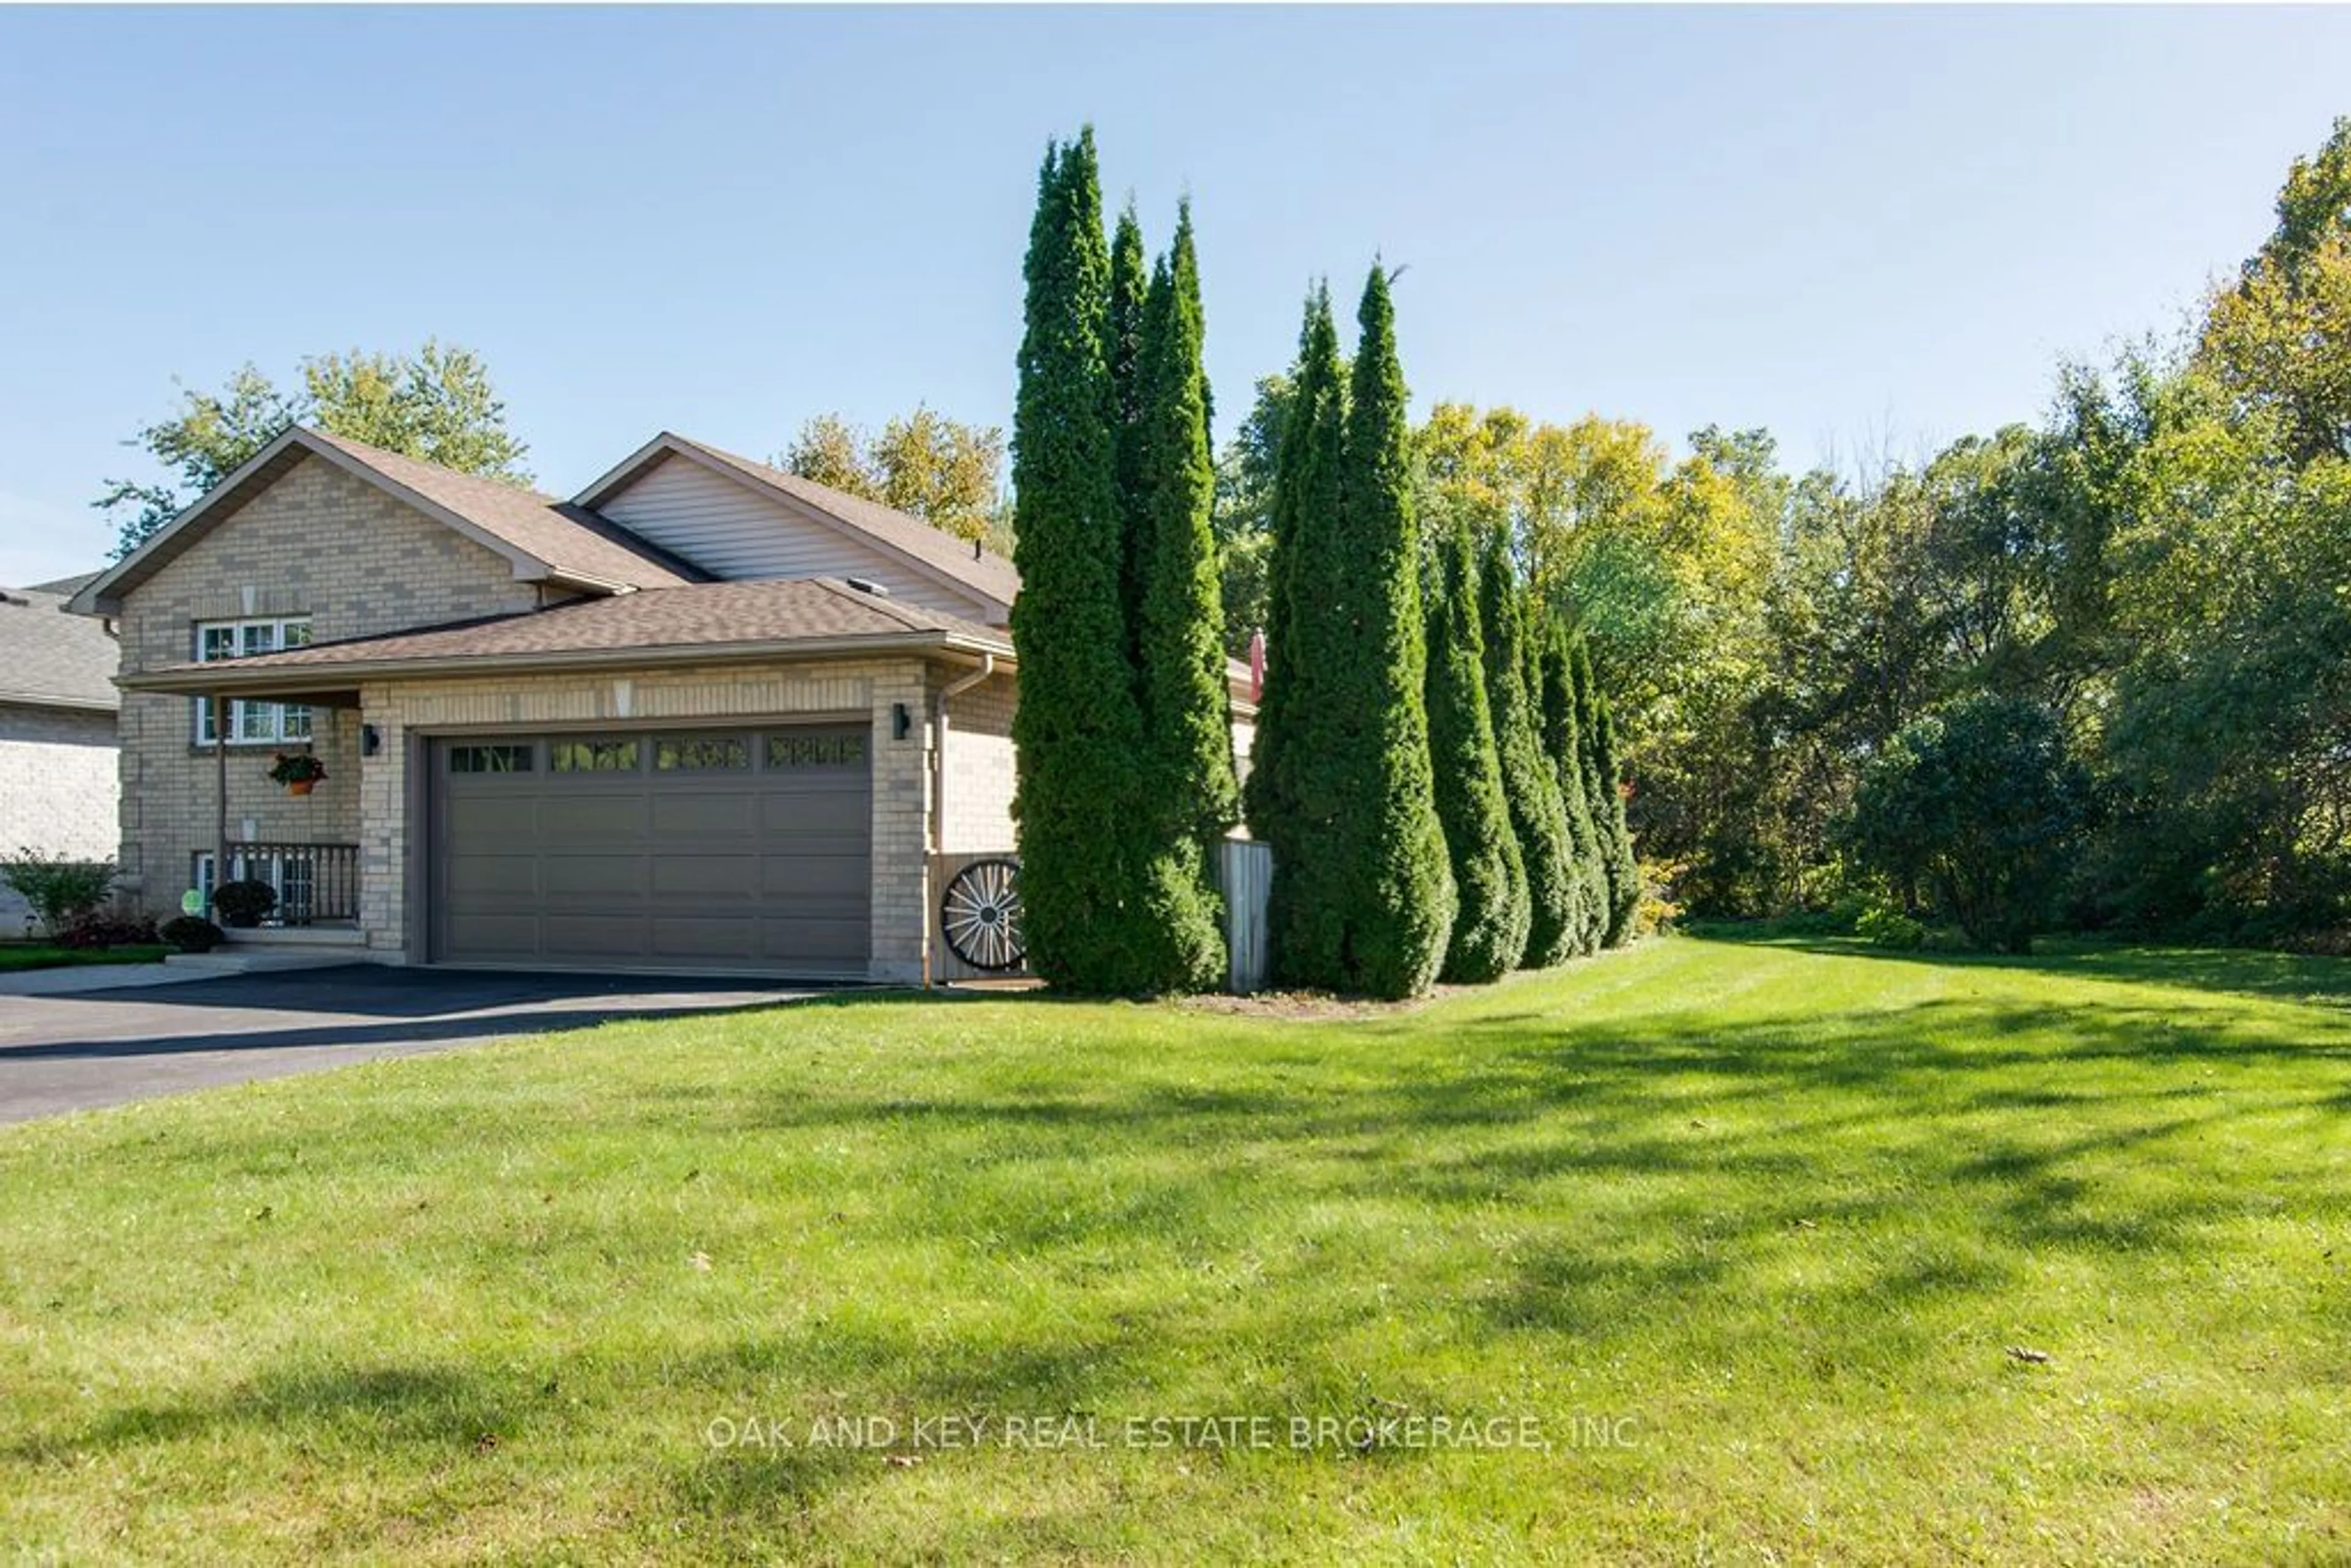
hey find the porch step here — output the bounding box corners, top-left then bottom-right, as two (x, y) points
(164, 948), (375, 975)
(222, 926), (368, 948)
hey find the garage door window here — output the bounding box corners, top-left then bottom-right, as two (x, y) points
(552, 738), (642, 773)
(768, 732), (866, 769)
(448, 743), (533, 774)
(656, 736), (750, 771)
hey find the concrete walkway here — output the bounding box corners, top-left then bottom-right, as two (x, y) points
(0, 961), (190, 996)
(0, 966), (826, 1124)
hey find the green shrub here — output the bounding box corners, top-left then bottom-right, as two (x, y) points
(161, 915), (225, 953)
(212, 879), (277, 928)
(1, 849), (117, 937)
(1856, 904), (1927, 950)
(1824, 891), (1873, 934)
(1633, 859), (1682, 939)
(58, 913), (159, 950)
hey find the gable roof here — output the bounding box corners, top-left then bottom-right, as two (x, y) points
(120, 577), (1011, 696)
(68, 426), (699, 617)
(574, 432), (1021, 615)
(0, 585), (120, 711)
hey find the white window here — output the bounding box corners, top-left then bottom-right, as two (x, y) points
(193, 850), (317, 923)
(191, 617), (313, 745)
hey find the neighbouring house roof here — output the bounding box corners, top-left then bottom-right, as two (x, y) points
(574, 433), (1022, 615)
(68, 427), (701, 618)
(121, 578), (1013, 697)
(0, 585), (120, 711)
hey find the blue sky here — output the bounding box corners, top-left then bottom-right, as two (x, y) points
(2, 6), (2346, 586)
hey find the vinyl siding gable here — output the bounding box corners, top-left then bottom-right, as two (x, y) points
(598, 454), (997, 620)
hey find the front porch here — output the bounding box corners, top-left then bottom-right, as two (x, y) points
(206, 840), (362, 930)
(180, 688), (368, 940)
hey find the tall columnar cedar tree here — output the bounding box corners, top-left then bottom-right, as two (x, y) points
(1248, 287), (1354, 987)
(1477, 530), (1578, 968)
(1108, 203), (1151, 672)
(1007, 131), (1173, 992)
(1573, 636), (1641, 945)
(1537, 615), (1609, 955)
(1423, 520), (1532, 981)
(1316, 264), (1455, 999)
(1128, 201), (1239, 989)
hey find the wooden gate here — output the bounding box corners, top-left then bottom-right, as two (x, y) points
(1217, 838), (1272, 994)
(930, 841), (1273, 992)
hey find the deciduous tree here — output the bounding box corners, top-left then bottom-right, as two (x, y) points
(1847, 694), (2088, 953)
(99, 340), (530, 559)
(1210, 374), (1295, 656)
(784, 408), (1006, 544)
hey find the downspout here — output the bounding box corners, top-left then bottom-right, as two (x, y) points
(926, 654), (997, 987)
(212, 692), (229, 918)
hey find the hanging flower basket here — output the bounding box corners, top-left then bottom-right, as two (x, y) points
(266, 752), (328, 796)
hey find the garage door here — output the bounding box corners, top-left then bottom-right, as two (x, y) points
(430, 724), (871, 975)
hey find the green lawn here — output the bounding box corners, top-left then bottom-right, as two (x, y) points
(0, 942), (167, 972)
(4, 936), (2347, 1563)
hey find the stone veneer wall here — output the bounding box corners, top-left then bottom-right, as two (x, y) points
(112, 454), (542, 916)
(356, 656), (945, 981)
(0, 702), (120, 932)
(931, 679), (1256, 855)
(939, 670), (1017, 854)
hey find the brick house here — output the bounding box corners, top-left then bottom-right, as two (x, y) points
(69, 426), (1256, 982)
(0, 576), (121, 934)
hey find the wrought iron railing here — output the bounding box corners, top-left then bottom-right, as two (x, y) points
(228, 842), (361, 926)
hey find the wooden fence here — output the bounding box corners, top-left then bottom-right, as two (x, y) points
(930, 850), (1027, 984)
(928, 840), (1273, 993)
(1217, 838), (1273, 994)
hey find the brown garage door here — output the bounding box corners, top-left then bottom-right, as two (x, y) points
(430, 725), (871, 975)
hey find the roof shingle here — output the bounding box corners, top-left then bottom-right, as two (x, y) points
(0, 586), (119, 710)
(301, 430), (698, 591)
(70, 427), (699, 617)
(133, 578), (1010, 686)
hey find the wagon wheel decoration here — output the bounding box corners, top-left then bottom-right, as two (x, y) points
(941, 857), (1026, 972)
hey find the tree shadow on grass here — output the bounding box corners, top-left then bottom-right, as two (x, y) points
(20, 956), (2349, 1539)
(6, 1364), (504, 1469)
(689, 974), (2350, 1344)
(1687, 926), (2351, 1012)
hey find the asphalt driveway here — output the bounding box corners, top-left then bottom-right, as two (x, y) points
(0, 967), (826, 1125)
